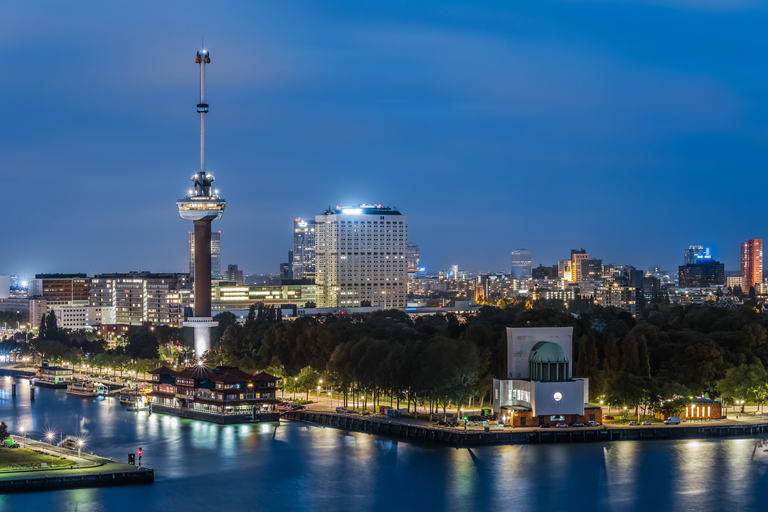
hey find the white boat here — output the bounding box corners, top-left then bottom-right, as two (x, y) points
(95, 383), (109, 396)
(66, 381), (98, 397)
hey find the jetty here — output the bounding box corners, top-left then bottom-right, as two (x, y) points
(0, 436), (153, 493)
(283, 410), (768, 446)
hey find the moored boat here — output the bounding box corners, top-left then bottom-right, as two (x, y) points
(66, 380), (98, 397)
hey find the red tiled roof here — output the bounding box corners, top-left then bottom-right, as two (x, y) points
(252, 371), (279, 382)
(174, 366), (215, 380)
(211, 367), (254, 383)
(148, 366), (178, 376)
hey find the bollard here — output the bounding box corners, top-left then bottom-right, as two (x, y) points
(30, 384), (35, 401)
(11, 382), (16, 397)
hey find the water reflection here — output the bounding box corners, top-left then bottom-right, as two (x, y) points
(2, 377), (768, 511)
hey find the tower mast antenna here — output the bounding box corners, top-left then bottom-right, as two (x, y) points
(195, 44), (210, 176)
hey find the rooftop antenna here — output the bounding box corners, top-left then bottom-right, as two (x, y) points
(192, 43), (212, 195)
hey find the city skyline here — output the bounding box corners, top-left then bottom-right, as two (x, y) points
(4, 2), (768, 276)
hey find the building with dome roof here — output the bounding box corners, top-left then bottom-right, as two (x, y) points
(492, 326), (599, 427)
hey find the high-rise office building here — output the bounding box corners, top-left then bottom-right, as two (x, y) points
(558, 260), (572, 281)
(678, 260), (725, 287)
(315, 204), (407, 308)
(224, 264), (245, 285)
(741, 239), (763, 294)
(292, 218), (316, 280)
(580, 258), (603, 281)
(189, 230), (222, 281)
(570, 249), (589, 282)
(510, 249), (532, 279)
(684, 245), (708, 265)
(407, 242), (420, 275)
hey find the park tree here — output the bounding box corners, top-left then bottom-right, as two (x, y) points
(717, 362), (768, 412)
(45, 312), (58, 341)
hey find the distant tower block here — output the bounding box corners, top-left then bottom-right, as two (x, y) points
(177, 47), (226, 359)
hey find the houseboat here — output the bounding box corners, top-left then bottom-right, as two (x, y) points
(36, 365), (74, 389)
(148, 365), (280, 424)
(66, 380), (98, 397)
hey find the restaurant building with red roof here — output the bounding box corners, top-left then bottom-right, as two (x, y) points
(148, 365), (280, 423)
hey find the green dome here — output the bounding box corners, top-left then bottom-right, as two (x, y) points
(528, 342), (569, 364)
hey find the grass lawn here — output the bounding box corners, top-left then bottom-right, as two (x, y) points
(0, 448), (68, 471)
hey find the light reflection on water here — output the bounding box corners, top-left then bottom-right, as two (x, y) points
(2, 378), (768, 511)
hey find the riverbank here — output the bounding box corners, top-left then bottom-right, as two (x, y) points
(285, 410), (768, 445)
(0, 436), (153, 493)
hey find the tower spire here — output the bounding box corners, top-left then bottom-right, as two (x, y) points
(195, 46), (210, 175)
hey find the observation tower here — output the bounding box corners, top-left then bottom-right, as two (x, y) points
(177, 47), (226, 358)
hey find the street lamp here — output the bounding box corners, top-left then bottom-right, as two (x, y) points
(317, 386), (321, 401)
(46, 432), (54, 466)
(77, 440), (83, 467)
(19, 426), (25, 447)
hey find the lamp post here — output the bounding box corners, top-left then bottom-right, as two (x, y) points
(77, 440), (83, 467)
(293, 377), (297, 400)
(46, 432), (54, 466)
(19, 426), (25, 447)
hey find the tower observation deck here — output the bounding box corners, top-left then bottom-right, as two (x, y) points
(177, 47), (226, 359)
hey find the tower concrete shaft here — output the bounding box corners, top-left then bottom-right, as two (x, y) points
(193, 219), (213, 317)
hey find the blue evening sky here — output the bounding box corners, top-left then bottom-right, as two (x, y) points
(2, 0), (766, 277)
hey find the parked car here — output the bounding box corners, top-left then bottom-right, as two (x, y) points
(642, 421), (652, 426)
(539, 423), (551, 428)
(571, 423), (584, 427)
(664, 417), (681, 425)
(9, 443), (19, 448)
(587, 421), (601, 427)
(556, 423), (568, 428)
(603, 415), (615, 420)
(436, 420), (447, 426)
(629, 421), (639, 426)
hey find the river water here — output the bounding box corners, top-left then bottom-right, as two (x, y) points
(0, 378), (766, 511)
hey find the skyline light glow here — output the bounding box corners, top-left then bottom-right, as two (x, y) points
(3, 1), (768, 276)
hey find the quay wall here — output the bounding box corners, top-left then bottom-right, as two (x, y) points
(285, 411), (768, 446)
(0, 468), (154, 493)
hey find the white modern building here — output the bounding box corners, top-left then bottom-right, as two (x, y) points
(53, 306), (115, 330)
(315, 204), (407, 308)
(493, 326), (597, 427)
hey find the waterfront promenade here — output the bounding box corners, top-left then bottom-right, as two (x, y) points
(0, 435), (153, 492)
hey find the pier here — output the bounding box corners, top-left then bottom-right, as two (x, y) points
(0, 436), (154, 493)
(284, 410), (768, 446)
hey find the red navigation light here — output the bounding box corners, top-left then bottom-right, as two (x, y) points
(138, 447), (142, 455)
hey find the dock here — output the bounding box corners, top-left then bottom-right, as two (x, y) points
(0, 436), (153, 493)
(284, 410), (768, 446)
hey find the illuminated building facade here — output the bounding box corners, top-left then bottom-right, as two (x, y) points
(315, 204), (407, 308)
(493, 327), (596, 427)
(292, 218), (316, 280)
(31, 274), (91, 311)
(684, 245), (708, 265)
(90, 272), (186, 325)
(678, 260), (725, 287)
(407, 242), (420, 276)
(510, 249), (532, 279)
(741, 239), (763, 294)
(149, 365), (279, 422)
(211, 283), (316, 310)
(570, 249), (589, 282)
